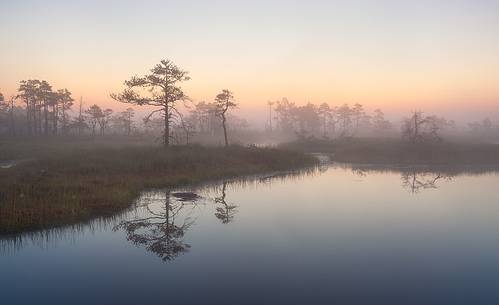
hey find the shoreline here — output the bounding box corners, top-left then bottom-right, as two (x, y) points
(0, 144), (317, 235)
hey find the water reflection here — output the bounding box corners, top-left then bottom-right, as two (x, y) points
(0, 213), (123, 254)
(3, 162), (499, 304)
(214, 182), (238, 224)
(350, 164), (498, 194)
(2, 163), (499, 258)
(113, 190), (198, 262)
(400, 171), (453, 194)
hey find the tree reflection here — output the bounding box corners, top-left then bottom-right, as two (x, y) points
(401, 170), (453, 194)
(214, 182), (238, 224)
(114, 190), (198, 262)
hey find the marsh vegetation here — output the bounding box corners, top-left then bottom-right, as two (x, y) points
(0, 139), (315, 234)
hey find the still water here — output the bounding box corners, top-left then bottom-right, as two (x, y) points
(2, 164), (499, 305)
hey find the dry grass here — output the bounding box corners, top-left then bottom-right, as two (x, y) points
(281, 137), (499, 165)
(0, 140), (315, 234)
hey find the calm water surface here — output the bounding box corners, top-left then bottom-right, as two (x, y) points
(2, 164), (499, 305)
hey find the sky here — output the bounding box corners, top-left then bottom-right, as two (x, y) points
(1, 0), (499, 124)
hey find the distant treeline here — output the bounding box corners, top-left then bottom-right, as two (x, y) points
(1, 59), (498, 145)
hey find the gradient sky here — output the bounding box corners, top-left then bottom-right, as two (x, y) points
(1, 0), (499, 123)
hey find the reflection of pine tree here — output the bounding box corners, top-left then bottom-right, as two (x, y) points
(214, 182), (238, 224)
(114, 191), (196, 262)
(401, 171), (453, 194)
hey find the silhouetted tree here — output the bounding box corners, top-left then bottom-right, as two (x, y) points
(214, 89), (237, 147)
(111, 59), (190, 147)
(85, 104), (102, 136)
(98, 108), (113, 136)
(318, 103), (332, 138)
(37, 80), (53, 135)
(56, 89), (74, 134)
(115, 108), (135, 136)
(402, 111), (448, 143)
(17, 80), (38, 135)
(71, 97), (87, 136)
(336, 104), (353, 136)
(0, 92), (13, 134)
(372, 109), (392, 134)
(267, 100), (274, 132)
(274, 97), (296, 132)
(351, 103), (366, 132)
(294, 103), (320, 138)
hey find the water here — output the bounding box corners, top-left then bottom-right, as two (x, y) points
(2, 164), (499, 305)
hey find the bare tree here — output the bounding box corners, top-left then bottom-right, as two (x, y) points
(402, 111), (445, 143)
(214, 89), (237, 147)
(111, 59), (190, 147)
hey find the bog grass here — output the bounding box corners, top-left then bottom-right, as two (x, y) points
(0, 139), (315, 234)
(281, 137), (499, 165)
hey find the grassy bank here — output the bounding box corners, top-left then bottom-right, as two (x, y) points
(281, 137), (499, 165)
(0, 140), (316, 234)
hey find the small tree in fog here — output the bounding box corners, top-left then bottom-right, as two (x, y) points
(0, 91), (7, 133)
(402, 111), (426, 142)
(318, 103), (332, 138)
(71, 97), (87, 136)
(336, 104), (353, 136)
(85, 104), (103, 136)
(372, 109), (392, 134)
(98, 108), (113, 136)
(0, 91), (6, 123)
(56, 89), (74, 134)
(118, 108), (135, 136)
(402, 111), (448, 143)
(111, 59), (190, 147)
(351, 103), (365, 132)
(214, 89), (237, 147)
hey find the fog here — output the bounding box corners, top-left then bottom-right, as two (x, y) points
(1, 81), (498, 146)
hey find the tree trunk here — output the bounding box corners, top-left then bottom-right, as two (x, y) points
(127, 113), (131, 136)
(9, 100), (15, 136)
(37, 105), (42, 135)
(26, 101), (31, 136)
(53, 104), (58, 135)
(44, 102), (48, 135)
(323, 116), (327, 138)
(222, 115), (228, 147)
(164, 104), (169, 147)
(413, 113), (418, 143)
(62, 106), (66, 135)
